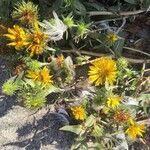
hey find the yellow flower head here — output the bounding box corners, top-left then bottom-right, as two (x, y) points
(26, 67), (53, 85)
(12, 1), (38, 25)
(4, 25), (29, 50)
(88, 57), (117, 86)
(106, 32), (118, 43)
(38, 67), (53, 85)
(125, 122), (146, 139)
(28, 31), (48, 56)
(26, 70), (39, 81)
(70, 105), (86, 121)
(107, 95), (121, 109)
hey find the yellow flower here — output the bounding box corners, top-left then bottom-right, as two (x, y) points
(38, 67), (53, 85)
(4, 25), (29, 50)
(26, 67), (53, 85)
(70, 106), (86, 121)
(106, 32), (118, 43)
(107, 95), (121, 109)
(12, 1), (38, 25)
(125, 122), (146, 139)
(26, 70), (39, 81)
(28, 31), (48, 56)
(88, 57), (117, 86)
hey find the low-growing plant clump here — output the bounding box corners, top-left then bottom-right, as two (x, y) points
(0, 0), (150, 149)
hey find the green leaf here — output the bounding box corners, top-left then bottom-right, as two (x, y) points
(92, 125), (103, 137)
(24, 79), (35, 87)
(94, 143), (105, 149)
(0, 0), (22, 20)
(84, 2), (106, 11)
(52, 0), (63, 11)
(60, 125), (83, 134)
(84, 115), (95, 128)
(113, 38), (125, 57)
(45, 85), (61, 96)
(124, 0), (136, 4)
(73, 0), (86, 15)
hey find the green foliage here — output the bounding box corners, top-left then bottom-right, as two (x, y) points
(2, 80), (18, 96)
(60, 125), (83, 134)
(93, 87), (107, 105)
(92, 124), (103, 137)
(24, 93), (46, 109)
(63, 15), (74, 29)
(76, 21), (90, 39)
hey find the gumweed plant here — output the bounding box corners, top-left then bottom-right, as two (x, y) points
(1, 1), (149, 149)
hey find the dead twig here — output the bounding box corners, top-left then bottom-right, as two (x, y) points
(138, 118), (150, 126)
(61, 49), (150, 64)
(88, 9), (149, 17)
(123, 47), (150, 57)
(116, 18), (126, 34)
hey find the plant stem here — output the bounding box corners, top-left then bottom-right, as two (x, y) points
(123, 47), (150, 57)
(61, 49), (150, 64)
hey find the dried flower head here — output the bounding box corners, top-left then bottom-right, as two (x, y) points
(12, 1), (38, 25)
(13, 63), (26, 75)
(40, 11), (67, 41)
(4, 25), (29, 50)
(70, 105), (86, 121)
(114, 110), (131, 123)
(88, 57), (117, 86)
(56, 54), (64, 68)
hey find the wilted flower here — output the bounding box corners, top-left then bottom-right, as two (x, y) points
(4, 25), (29, 50)
(106, 32), (118, 43)
(28, 31), (48, 56)
(26, 67), (53, 85)
(13, 63), (26, 75)
(88, 57), (117, 86)
(2, 81), (18, 96)
(12, 1), (38, 25)
(107, 95), (122, 109)
(56, 54), (65, 68)
(40, 11), (67, 41)
(114, 110), (131, 123)
(70, 105), (86, 121)
(125, 122), (146, 139)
